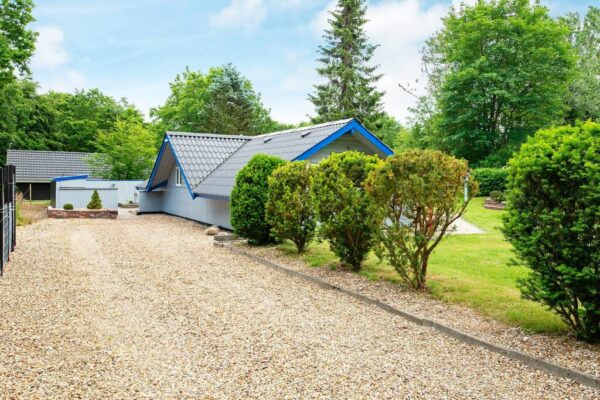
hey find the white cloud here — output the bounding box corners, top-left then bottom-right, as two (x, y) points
(31, 26), (69, 70)
(210, 0), (267, 29)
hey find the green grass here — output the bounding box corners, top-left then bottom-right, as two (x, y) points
(278, 198), (566, 334)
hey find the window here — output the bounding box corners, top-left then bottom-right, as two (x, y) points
(175, 166), (182, 186)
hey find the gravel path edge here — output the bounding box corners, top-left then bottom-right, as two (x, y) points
(220, 242), (600, 391)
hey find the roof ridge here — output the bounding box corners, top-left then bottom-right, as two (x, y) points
(166, 131), (251, 140)
(251, 118), (354, 139)
(7, 149), (95, 155)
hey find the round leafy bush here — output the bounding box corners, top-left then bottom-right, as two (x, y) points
(312, 151), (382, 270)
(489, 190), (505, 203)
(63, 203), (74, 210)
(503, 121), (600, 342)
(266, 161), (316, 253)
(472, 167), (508, 196)
(87, 190), (103, 210)
(231, 154), (286, 244)
(366, 150), (477, 290)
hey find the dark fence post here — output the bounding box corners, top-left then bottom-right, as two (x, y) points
(0, 167), (4, 276)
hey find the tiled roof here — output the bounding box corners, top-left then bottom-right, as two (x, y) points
(6, 149), (103, 182)
(193, 119), (353, 199)
(167, 133), (250, 187)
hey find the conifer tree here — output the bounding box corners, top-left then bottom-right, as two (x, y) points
(309, 0), (384, 129)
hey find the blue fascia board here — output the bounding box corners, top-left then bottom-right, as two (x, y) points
(166, 138), (196, 200)
(146, 135), (168, 190)
(51, 174), (88, 182)
(148, 180), (168, 191)
(293, 119), (394, 161)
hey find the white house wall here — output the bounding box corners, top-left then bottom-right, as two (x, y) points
(59, 179), (144, 203)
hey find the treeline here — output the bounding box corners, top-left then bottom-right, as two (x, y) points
(1, 0), (598, 175)
(401, 1), (600, 167)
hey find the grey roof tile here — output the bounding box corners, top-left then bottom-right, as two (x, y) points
(6, 149), (104, 182)
(166, 133), (249, 187)
(193, 119), (353, 199)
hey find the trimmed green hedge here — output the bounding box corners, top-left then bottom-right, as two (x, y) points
(231, 154), (287, 244)
(472, 167), (508, 196)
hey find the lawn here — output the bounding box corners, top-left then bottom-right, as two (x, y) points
(278, 198), (566, 334)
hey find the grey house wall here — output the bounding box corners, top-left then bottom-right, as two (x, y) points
(306, 132), (378, 163)
(141, 167), (231, 228)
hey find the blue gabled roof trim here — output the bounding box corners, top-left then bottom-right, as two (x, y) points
(293, 119), (394, 161)
(51, 174), (88, 182)
(145, 136), (167, 190)
(146, 134), (197, 199)
(166, 138), (197, 199)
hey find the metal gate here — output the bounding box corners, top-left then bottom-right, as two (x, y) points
(0, 165), (16, 276)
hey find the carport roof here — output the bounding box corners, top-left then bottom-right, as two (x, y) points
(6, 149), (105, 183)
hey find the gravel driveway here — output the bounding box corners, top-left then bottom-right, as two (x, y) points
(0, 215), (596, 399)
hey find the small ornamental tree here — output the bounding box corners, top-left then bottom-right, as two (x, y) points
(266, 161), (316, 253)
(366, 150), (477, 290)
(312, 151), (382, 270)
(503, 122), (600, 342)
(230, 154), (286, 245)
(87, 190), (102, 210)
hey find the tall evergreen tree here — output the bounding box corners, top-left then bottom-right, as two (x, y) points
(309, 0), (384, 130)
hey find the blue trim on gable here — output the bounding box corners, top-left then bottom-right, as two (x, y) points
(146, 135), (168, 190)
(165, 139), (196, 200)
(293, 119), (394, 161)
(51, 174), (88, 182)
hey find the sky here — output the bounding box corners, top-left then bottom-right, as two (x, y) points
(30, 0), (595, 125)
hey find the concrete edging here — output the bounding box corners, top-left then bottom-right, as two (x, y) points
(221, 243), (600, 391)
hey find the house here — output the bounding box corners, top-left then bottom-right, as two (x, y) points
(7, 150), (101, 201)
(139, 118), (393, 229)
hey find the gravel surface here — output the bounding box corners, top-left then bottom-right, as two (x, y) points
(1, 214), (598, 399)
(243, 245), (600, 380)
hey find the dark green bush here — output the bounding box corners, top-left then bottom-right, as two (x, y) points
(312, 151), (382, 271)
(87, 190), (102, 209)
(503, 121), (600, 342)
(266, 161), (316, 253)
(472, 167), (508, 196)
(489, 190), (505, 203)
(63, 203), (74, 210)
(231, 154), (286, 245)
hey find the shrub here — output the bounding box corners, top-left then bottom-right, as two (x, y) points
(230, 154), (286, 244)
(366, 150), (477, 290)
(63, 203), (74, 210)
(266, 161), (316, 253)
(472, 167), (508, 196)
(87, 190), (102, 210)
(312, 151), (382, 270)
(489, 190), (505, 203)
(503, 121), (600, 342)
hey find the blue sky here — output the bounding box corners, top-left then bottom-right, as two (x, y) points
(31, 0), (595, 124)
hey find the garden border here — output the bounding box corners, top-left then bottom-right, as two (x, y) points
(219, 242), (600, 391)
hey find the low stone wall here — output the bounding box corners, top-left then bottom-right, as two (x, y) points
(47, 207), (118, 219)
